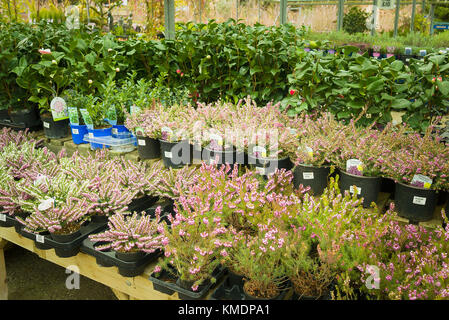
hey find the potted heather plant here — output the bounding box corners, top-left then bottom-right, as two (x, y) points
(333, 122), (391, 208)
(89, 208), (164, 262)
(232, 224), (288, 300)
(383, 128), (449, 221)
(292, 114), (341, 195)
(153, 204), (225, 297)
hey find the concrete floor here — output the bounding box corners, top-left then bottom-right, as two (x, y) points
(4, 244), (117, 300)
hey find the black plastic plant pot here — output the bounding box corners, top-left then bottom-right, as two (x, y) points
(150, 270), (178, 296)
(136, 135), (161, 160)
(203, 145), (238, 168)
(381, 177), (396, 198)
(14, 211), (30, 233)
(115, 251), (146, 262)
(437, 190), (448, 206)
(339, 170), (381, 208)
(0, 109), (10, 122)
(394, 182), (437, 222)
(41, 114), (69, 139)
(159, 139), (193, 169)
(176, 278), (211, 300)
(9, 108), (40, 128)
(50, 230), (82, 243)
(293, 164), (331, 195)
(226, 269), (244, 289)
(91, 215), (108, 224)
(0, 213), (16, 228)
(210, 282), (245, 300)
(247, 153), (292, 177)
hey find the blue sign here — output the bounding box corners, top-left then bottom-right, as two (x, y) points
(433, 24), (449, 30)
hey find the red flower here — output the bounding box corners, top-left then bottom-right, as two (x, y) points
(181, 73), (184, 77)
(38, 48), (51, 55)
(176, 69), (181, 74)
(289, 89), (296, 95)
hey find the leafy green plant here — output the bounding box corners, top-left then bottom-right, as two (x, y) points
(343, 7), (369, 35)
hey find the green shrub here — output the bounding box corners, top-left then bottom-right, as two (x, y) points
(343, 7), (369, 34)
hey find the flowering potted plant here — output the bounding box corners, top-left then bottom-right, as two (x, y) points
(89, 208), (164, 262)
(383, 128), (449, 221)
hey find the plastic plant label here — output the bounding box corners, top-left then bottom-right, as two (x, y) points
(135, 127), (145, 136)
(50, 97), (69, 121)
(411, 174), (432, 189)
(161, 126), (173, 141)
(36, 234), (45, 244)
(138, 139), (146, 146)
(346, 159), (364, 174)
(43, 122), (50, 128)
(253, 146), (267, 158)
(404, 47), (412, 55)
(72, 128), (79, 135)
(256, 166), (265, 175)
(111, 128), (118, 135)
(80, 109), (94, 130)
(164, 151), (173, 159)
(0, 214), (6, 222)
(34, 174), (47, 186)
(130, 105), (141, 115)
(38, 198), (54, 211)
(419, 49), (427, 56)
(89, 132), (94, 139)
(413, 196), (427, 206)
(210, 133), (223, 146)
(106, 106), (117, 126)
(209, 158), (217, 165)
(305, 146), (313, 158)
(289, 127), (297, 135)
(68, 107), (79, 125)
(349, 186), (361, 195)
(303, 172), (314, 180)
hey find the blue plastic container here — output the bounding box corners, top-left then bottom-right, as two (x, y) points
(112, 124), (130, 138)
(87, 127), (113, 150)
(70, 124), (88, 145)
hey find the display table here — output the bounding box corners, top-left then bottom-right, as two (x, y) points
(0, 226), (178, 300)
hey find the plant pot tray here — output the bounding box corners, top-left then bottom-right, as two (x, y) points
(19, 221), (107, 257)
(0, 213), (18, 228)
(80, 237), (161, 277)
(83, 133), (136, 153)
(149, 266), (226, 300)
(128, 195), (160, 213)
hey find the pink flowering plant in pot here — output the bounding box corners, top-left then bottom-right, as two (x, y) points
(153, 201), (228, 292)
(89, 207), (164, 255)
(150, 163), (199, 200)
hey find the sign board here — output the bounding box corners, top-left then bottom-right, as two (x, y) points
(379, 0), (395, 9)
(433, 23), (449, 30)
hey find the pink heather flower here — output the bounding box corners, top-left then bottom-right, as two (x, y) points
(191, 284), (199, 291)
(153, 266), (161, 273)
(164, 251), (171, 257)
(202, 217), (209, 225)
(213, 217), (221, 223)
(200, 232), (208, 238)
(162, 237), (169, 246)
(220, 249), (228, 257)
(179, 229), (186, 236)
(259, 246), (267, 253)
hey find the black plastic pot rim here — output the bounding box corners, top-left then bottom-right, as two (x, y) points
(159, 138), (188, 144)
(296, 163), (331, 169)
(203, 145), (236, 153)
(339, 170), (381, 180)
(248, 153), (289, 161)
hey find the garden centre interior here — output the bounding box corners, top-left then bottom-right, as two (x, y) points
(1, 0), (449, 301)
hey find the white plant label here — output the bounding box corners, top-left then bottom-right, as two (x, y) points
(112, 128), (118, 135)
(346, 159), (364, 173)
(209, 158), (217, 165)
(253, 146), (267, 158)
(36, 234), (45, 243)
(38, 198), (54, 211)
(0, 214), (6, 222)
(138, 139), (146, 146)
(89, 132), (94, 139)
(349, 186), (362, 195)
(34, 174), (47, 187)
(289, 127), (297, 135)
(413, 196), (427, 206)
(256, 166), (265, 175)
(164, 151), (173, 159)
(72, 128), (79, 135)
(209, 133), (223, 146)
(161, 126), (173, 135)
(411, 174), (432, 189)
(43, 122), (50, 128)
(303, 172), (314, 180)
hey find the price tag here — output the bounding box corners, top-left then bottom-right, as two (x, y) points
(0, 214), (6, 222)
(256, 166), (265, 175)
(164, 151), (172, 159)
(36, 234), (45, 243)
(43, 122), (50, 128)
(413, 196), (427, 205)
(89, 133), (94, 139)
(346, 159), (364, 173)
(349, 186), (361, 195)
(411, 174), (432, 189)
(253, 146), (267, 158)
(138, 139), (146, 146)
(72, 128), (79, 135)
(303, 172), (314, 180)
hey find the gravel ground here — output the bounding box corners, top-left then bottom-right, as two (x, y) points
(4, 244), (117, 300)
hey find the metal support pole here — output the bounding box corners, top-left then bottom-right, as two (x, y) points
(421, 0), (426, 13)
(337, 0), (344, 31)
(199, 0), (202, 23)
(258, 0), (261, 23)
(236, 0), (239, 20)
(164, 0), (175, 40)
(86, 0), (90, 24)
(280, 0), (288, 24)
(393, 0), (400, 37)
(430, 3), (435, 35)
(371, 0), (378, 36)
(411, 0), (417, 32)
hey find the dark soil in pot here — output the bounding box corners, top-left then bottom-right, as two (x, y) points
(136, 135), (161, 159)
(293, 164), (331, 195)
(115, 250), (146, 262)
(339, 170), (381, 208)
(41, 113), (69, 139)
(50, 229), (82, 243)
(394, 182), (437, 222)
(160, 139), (193, 169)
